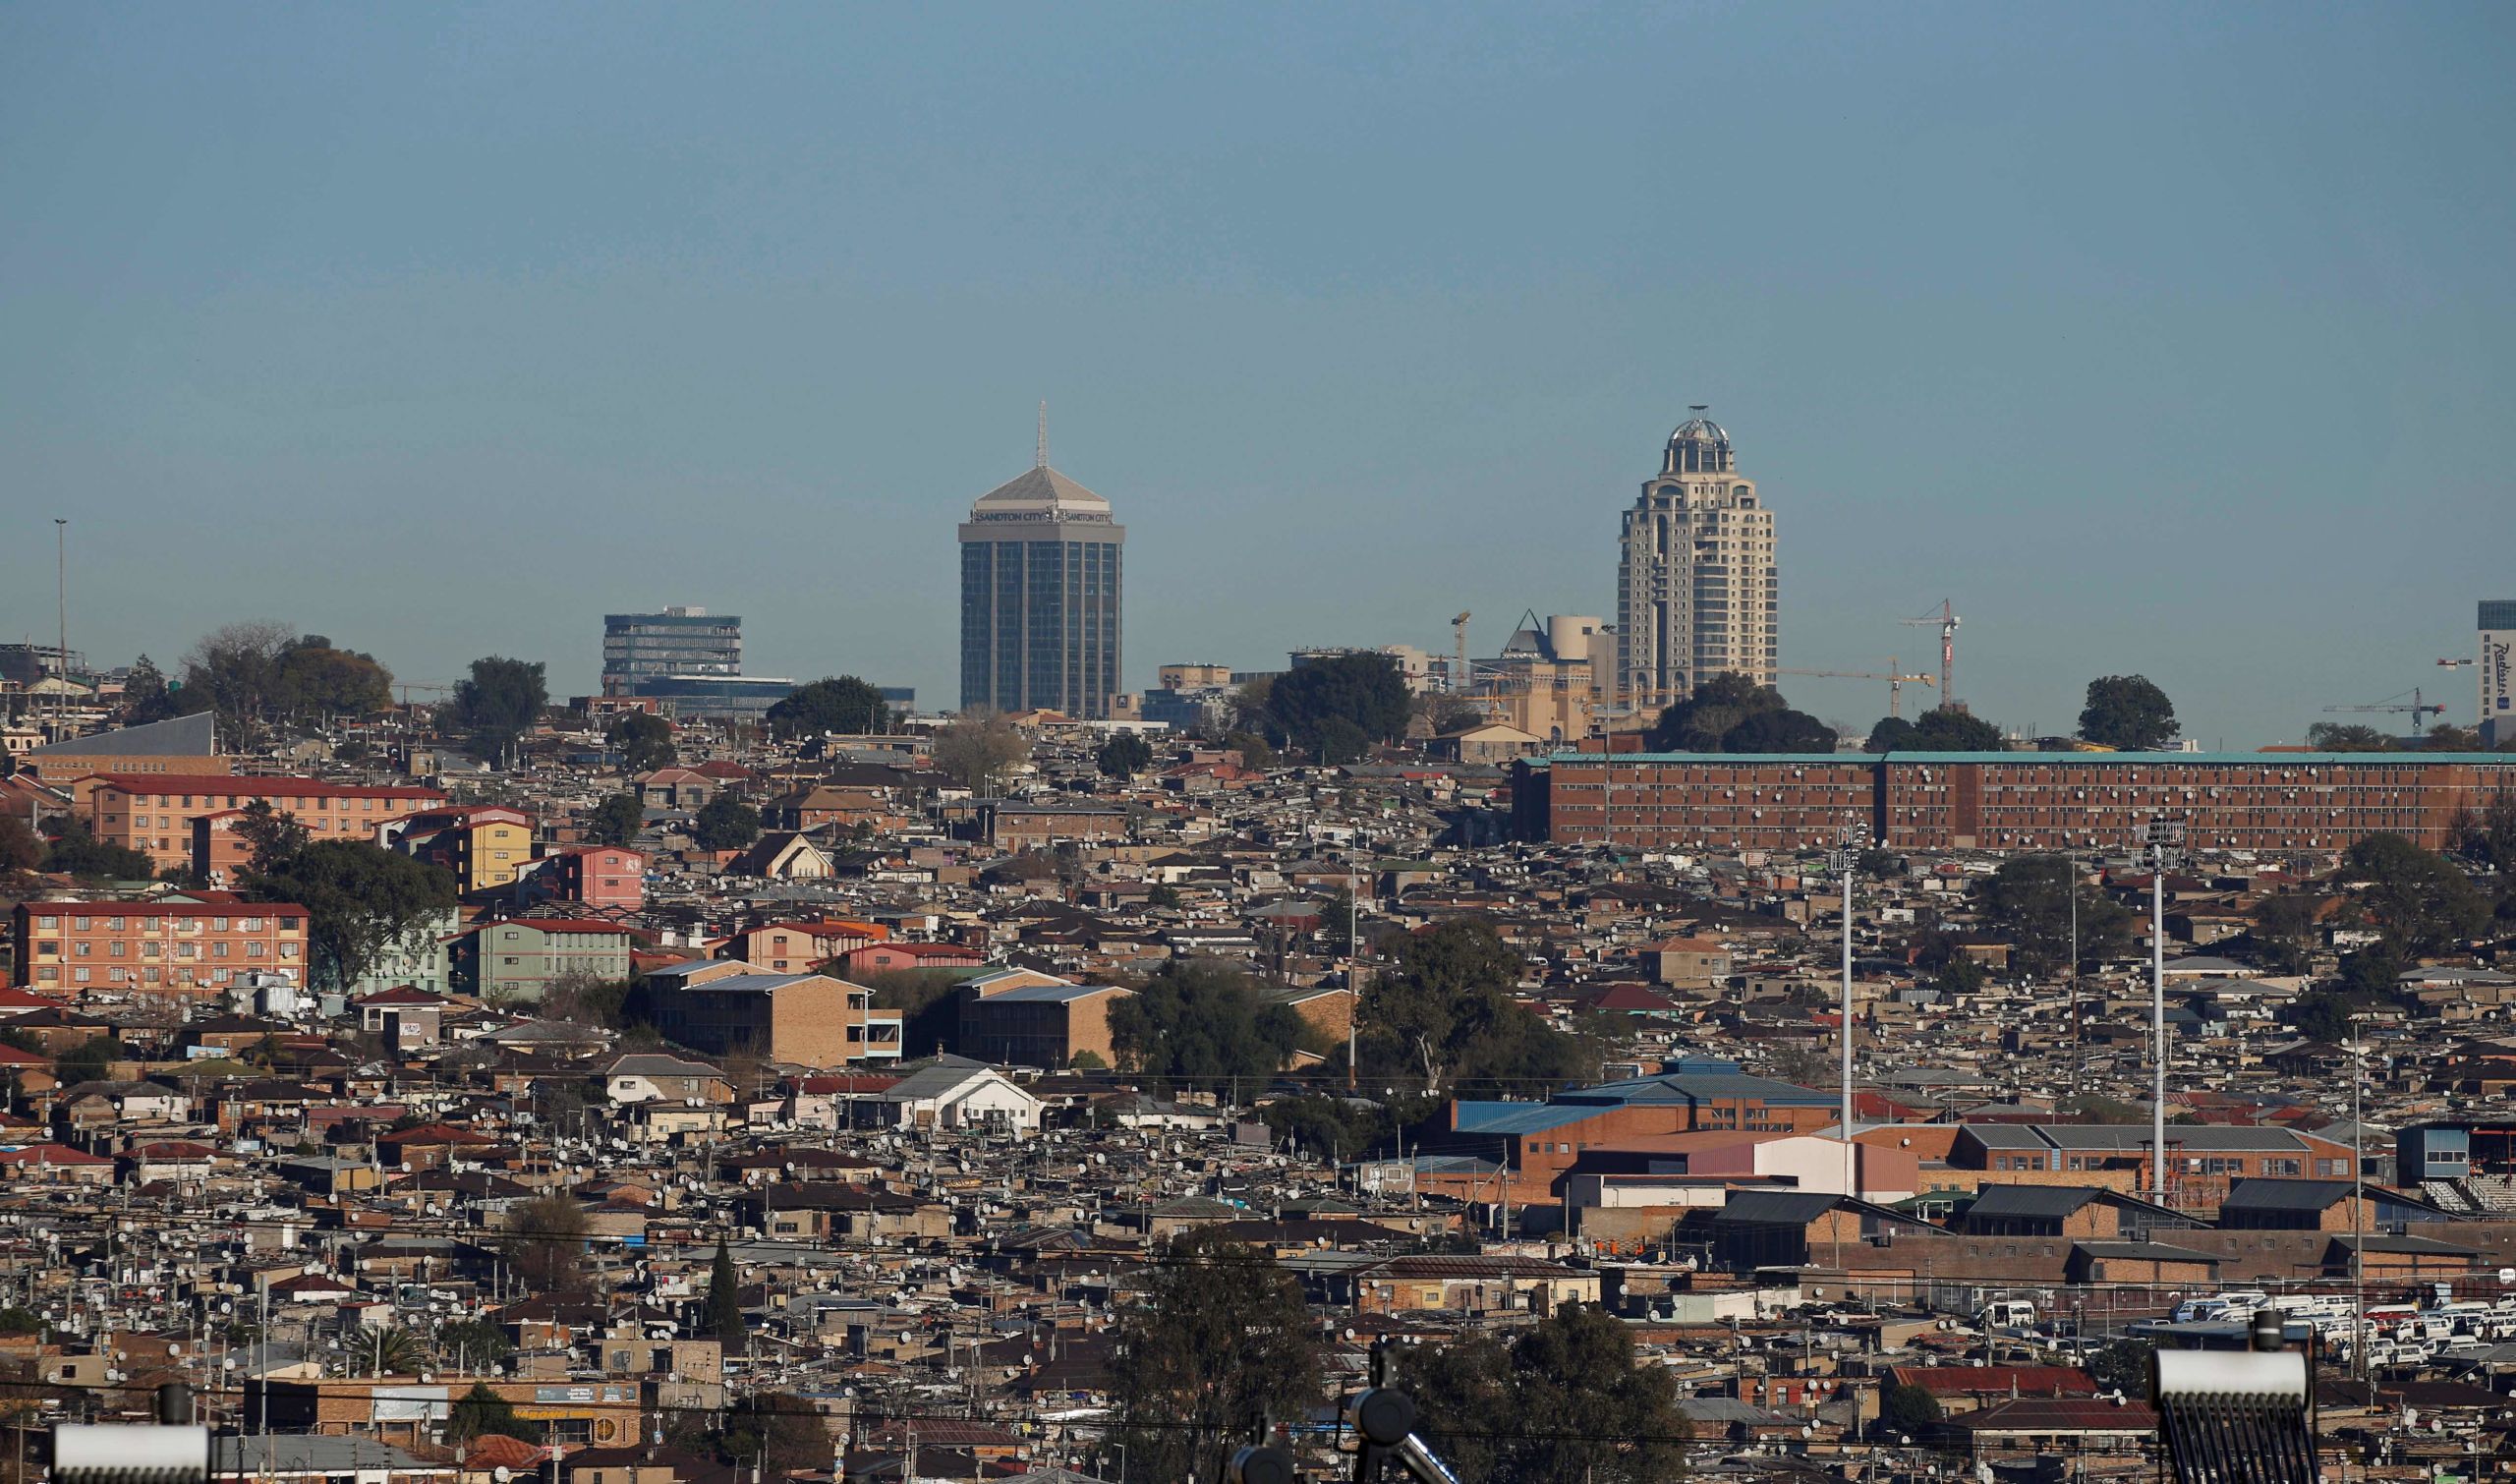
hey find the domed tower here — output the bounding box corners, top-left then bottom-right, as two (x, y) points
(1616, 407), (1779, 716)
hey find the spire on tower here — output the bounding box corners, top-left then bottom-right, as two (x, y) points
(1036, 401), (1048, 470)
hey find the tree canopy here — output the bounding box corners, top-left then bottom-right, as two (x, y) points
(244, 839), (459, 990)
(447, 1382), (541, 1446)
(2079, 674), (2179, 750)
(608, 713), (675, 772)
(1097, 730), (1155, 778)
(1108, 1234), (1321, 1484)
(932, 711), (1030, 794)
(1644, 671), (1779, 753)
(1358, 917), (1595, 1096)
(2342, 832), (2489, 954)
(2306, 721), (2397, 752)
(692, 795), (762, 851)
(585, 792), (647, 847)
(1107, 960), (1307, 1089)
(766, 676), (891, 738)
(1973, 855), (2134, 978)
(707, 1236), (744, 1345)
(176, 626), (394, 738)
(450, 656), (547, 763)
(1405, 1302), (1689, 1483)
(1265, 653), (1412, 758)
(41, 819), (158, 881)
(499, 1195), (592, 1295)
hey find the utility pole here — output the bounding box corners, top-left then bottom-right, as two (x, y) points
(2142, 819), (2186, 1203)
(2347, 1021), (2370, 1383)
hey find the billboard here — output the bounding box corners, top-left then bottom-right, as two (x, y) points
(2483, 601), (2516, 742)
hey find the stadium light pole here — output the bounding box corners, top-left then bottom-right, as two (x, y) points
(1831, 818), (1870, 1199)
(2142, 818), (2187, 1203)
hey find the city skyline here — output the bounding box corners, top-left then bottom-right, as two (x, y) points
(4, 6), (2511, 745)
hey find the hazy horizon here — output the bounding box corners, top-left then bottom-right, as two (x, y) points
(6, 4), (2511, 746)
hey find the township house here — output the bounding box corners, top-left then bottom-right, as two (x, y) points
(516, 845), (647, 911)
(381, 805), (534, 894)
(1420, 1060), (1842, 1210)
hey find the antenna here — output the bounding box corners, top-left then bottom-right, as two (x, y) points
(1036, 402), (1048, 470)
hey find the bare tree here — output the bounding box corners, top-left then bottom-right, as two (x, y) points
(932, 710), (1031, 795)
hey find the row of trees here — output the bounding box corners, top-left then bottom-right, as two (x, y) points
(1109, 1231), (1687, 1483)
(1636, 671), (2187, 756)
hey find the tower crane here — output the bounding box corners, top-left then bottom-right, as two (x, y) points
(2321, 687), (2443, 723)
(1901, 599), (1961, 702)
(1775, 658), (1937, 718)
(1450, 612), (1471, 695)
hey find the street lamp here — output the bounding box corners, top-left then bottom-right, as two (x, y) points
(1830, 818), (1871, 1200)
(2141, 818), (2187, 1203)
(2343, 1023), (2373, 1383)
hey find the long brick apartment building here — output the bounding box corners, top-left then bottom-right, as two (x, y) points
(14, 899), (311, 996)
(83, 772), (448, 874)
(1515, 750), (2516, 855)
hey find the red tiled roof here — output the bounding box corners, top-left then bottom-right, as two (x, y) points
(0, 1144), (111, 1167)
(1887, 1365), (2098, 1398)
(84, 773), (445, 800)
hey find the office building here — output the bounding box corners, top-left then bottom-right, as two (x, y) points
(1615, 411), (1779, 713)
(601, 608), (742, 695)
(958, 450), (1125, 718)
(2482, 600), (2515, 746)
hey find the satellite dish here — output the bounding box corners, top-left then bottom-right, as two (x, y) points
(2497, 1268), (2514, 1284)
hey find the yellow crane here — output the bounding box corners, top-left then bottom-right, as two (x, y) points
(1776, 658), (1937, 718)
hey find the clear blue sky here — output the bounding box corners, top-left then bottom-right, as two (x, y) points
(5, 3), (2510, 744)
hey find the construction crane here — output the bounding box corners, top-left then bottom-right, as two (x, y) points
(1776, 658), (1937, 718)
(1450, 612), (1470, 695)
(2322, 687), (2443, 722)
(1901, 599), (1961, 702)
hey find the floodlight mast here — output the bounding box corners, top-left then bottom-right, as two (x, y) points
(2142, 818), (2187, 1203)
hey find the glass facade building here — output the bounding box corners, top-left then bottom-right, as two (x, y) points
(958, 464), (1125, 717)
(602, 607), (742, 695)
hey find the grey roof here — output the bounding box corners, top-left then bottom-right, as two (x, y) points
(1714, 1191), (1851, 1226)
(2071, 1240), (2224, 1265)
(2217, 1178), (2357, 1211)
(605, 1053), (724, 1078)
(672, 972), (826, 996)
(29, 711), (216, 758)
(971, 464), (1113, 515)
(882, 1055), (1020, 1103)
(1964, 1185), (2103, 1219)
(2332, 1233), (2480, 1256)
(984, 982), (1130, 1003)
(2032, 1124), (2306, 1153)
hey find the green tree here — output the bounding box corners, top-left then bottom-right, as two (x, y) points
(1107, 960), (1307, 1091)
(1406, 1302), (1689, 1484)
(1974, 855), (2135, 977)
(932, 711), (1031, 794)
(607, 713), (675, 772)
(2054, 1093), (2146, 1123)
(1864, 715), (1920, 754)
(179, 621), (297, 742)
(692, 795), (762, 851)
(1357, 917), (1594, 1096)
(718, 1393), (830, 1474)
(119, 655), (183, 724)
(1223, 730), (1277, 771)
(274, 637), (394, 717)
(56, 1036), (122, 1082)
(858, 969), (966, 1056)
(706, 1236), (744, 1345)
(230, 799), (312, 877)
(2282, 989), (2364, 1042)
(446, 1382), (541, 1445)
(349, 1325), (428, 1377)
(1108, 1234), (1321, 1484)
(585, 792), (646, 847)
(1312, 715), (1372, 765)
(765, 676), (891, 739)
(2307, 721), (2395, 752)
(2250, 892), (2321, 973)
(0, 1307), (42, 1338)
(2087, 1338), (2154, 1398)
(1263, 1094), (1396, 1163)
(1876, 1381), (1944, 1441)
(41, 819), (158, 881)
(245, 841), (459, 990)
(1722, 707), (1837, 754)
(451, 656), (547, 764)
(0, 816), (42, 875)
(1910, 705), (2008, 751)
(500, 1195), (591, 1295)
(1097, 731), (1155, 778)
(435, 1318), (514, 1372)
(2078, 674), (2179, 750)
(1645, 671), (1781, 753)
(1266, 654), (1413, 757)
(2342, 832), (2489, 954)
(2455, 788), (2516, 873)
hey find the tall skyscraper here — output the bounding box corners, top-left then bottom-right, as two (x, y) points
(1615, 410), (1778, 714)
(602, 607), (742, 695)
(958, 445), (1125, 718)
